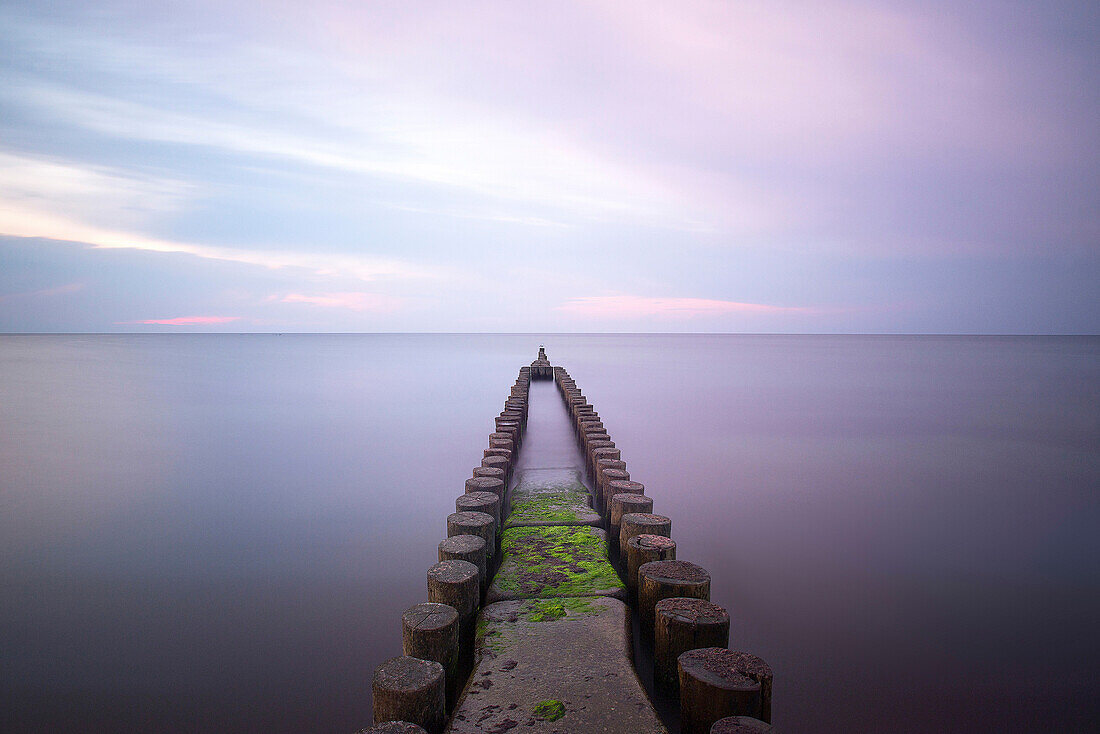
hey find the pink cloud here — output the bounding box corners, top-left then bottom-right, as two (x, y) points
(280, 292), (400, 311)
(119, 316), (241, 325)
(557, 295), (810, 318)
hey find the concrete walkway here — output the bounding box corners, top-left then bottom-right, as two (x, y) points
(445, 380), (667, 733)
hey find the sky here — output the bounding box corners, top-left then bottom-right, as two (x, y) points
(0, 0), (1097, 333)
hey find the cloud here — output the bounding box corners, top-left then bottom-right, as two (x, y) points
(0, 152), (435, 282)
(557, 295), (811, 318)
(117, 316), (241, 325)
(0, 1), (1095, 333)
(0, 207), (423, 282)
(6, 78), (690, 230)
(0, 282), (83, 301)
(279, 292), (402, 311)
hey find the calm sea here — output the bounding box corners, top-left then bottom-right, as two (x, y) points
(1, 334), (1097, 733)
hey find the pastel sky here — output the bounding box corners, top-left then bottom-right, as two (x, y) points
(1, 0), (1097, 333)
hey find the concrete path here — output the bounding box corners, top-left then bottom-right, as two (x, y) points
(502, 468), (601, 529)
(446, 381), (666, 733)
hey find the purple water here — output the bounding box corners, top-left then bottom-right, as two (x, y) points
(1, 334), (1097, 732)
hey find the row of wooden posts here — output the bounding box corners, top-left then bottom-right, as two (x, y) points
(361, 366), (533, 733)
(360, 352), (775, 733)
(552, 364), (775, 734)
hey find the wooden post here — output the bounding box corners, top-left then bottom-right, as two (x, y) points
(438, 535), (488, 594)
(455, 492), (501, 528)
(371, 656), (445, 734)
(610, 491), (651, 546)
(625, 532), (675, 599)
(426, 560), (479, 645)
(465, 476), (505, 503)
(594, 458), (627, 510)
(708, 716), (775, 733)
(654, 598), (730, 695)
(471, 466), (506, 488)
(401, 602), (460, 707)
(598, 468), (630, 523)
(678, 649), (773, 732)
(588, 446), (621, 482)
(482, 447), (512, 470)
(354, 721), (428, 734)
(480, 455), (510, 484)
(447, 511), (496, 560)
(618, 513), (671, 565)
(637, 560), (710, 640)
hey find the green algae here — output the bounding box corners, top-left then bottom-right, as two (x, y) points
(529, 597), (598, 621)
(493, 525), (624, 598)
(533, 699), (565, 722)
(508, 492), (589, 524)
(476, 617), (510, 653)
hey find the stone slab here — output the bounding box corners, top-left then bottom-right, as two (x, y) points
(446, 597), (667, 734)
(510, 468), (589, 496)
(505, 491), (600, 528)
(505, 471), (600, 529)
(485, 525), (626, 604)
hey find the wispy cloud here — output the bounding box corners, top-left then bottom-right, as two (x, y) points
(0, 152), (434, 283)
(7, 78), (689, 229)
(279, 292), (402, 311)
(557, 295), (811, 318)
(0, 282), (83, 301)
(118, 316), (241, 326)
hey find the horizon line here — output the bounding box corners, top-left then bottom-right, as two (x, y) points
(2, 331), (1097, 337)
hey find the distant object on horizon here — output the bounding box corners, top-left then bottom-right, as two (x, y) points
(531, 346), (553, 379)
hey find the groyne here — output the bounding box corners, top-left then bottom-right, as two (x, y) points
(361, 349), (774, 734)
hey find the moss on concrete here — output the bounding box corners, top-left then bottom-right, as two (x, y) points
(488, 525), (625, 601)
(476, 617), (510, 654)
(533, 699), (565, 721)
(508, 492), (590, 524)
(529, 597), (598, 622)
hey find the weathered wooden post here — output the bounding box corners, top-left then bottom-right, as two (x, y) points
(678, 649), (773, 732)
(355, 721), (428, 734)
(494, 420), (520, 449)
(465, 476), (505, 503)
(588, 446), (621, 482)
(598, 468), (630, 522)
(618, 512), (671, 565)
(471, 466), (506, 487)
(401, 602), (460, 707)
(584, 440), (614, 476)
(487, 436), (514, 452)
(480, 455), (510, 483)
(371, 656), (445, 733)
(438, 535), (488, 593)
(594, 458), (626, 503)
(610, 489), (650, 545)
(625, 532), (675, 599)
(447, 511), (496, 560)
(426, 560), (479, 652)
(482, 447), (512, 473)
(578, 418), (604, 439)
(638, 560), (710, 640)
(455, 492), (501, 528)
(654, 598), (730, 695)
(708, 716), (775, 733)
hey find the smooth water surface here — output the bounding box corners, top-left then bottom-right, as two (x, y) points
(1, 334), (1097, 732)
